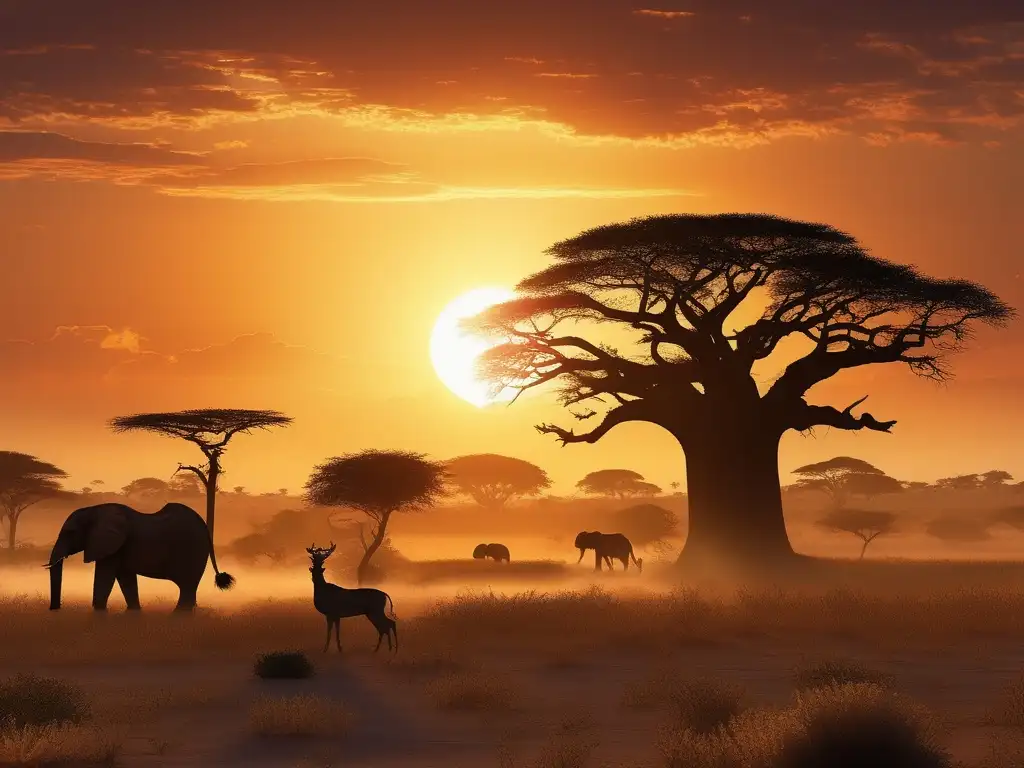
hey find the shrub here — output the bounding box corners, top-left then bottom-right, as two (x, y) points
(0, 674), (89, 728)
(793, 659), (893, 692)
(426, 671), (518, 711)
(666, 677), (746, 734)
(248, 694), (353, 737)
(254, 651), (315, 680)
(0, 722), (121, 766)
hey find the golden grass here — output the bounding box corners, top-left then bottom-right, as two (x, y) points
(0, 721), (121, 766)
(426, 669), (520, 711)
(7, 580), (1024, 666)
(248, 693), (354, 737)
(792, 657), (895, 692)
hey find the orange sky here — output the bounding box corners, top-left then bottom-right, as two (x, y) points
(1, 2), (1022, 494)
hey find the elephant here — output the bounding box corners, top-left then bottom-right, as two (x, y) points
(44, 502), (235, 612)
(574, 531), (643, 573)
(472, 542), (511, 563)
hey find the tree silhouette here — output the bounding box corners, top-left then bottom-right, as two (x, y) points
(121, 477), (170, 498)
(445, 454), (551, 510)
(472, 214), (1012, 570)
(902, 481), (931, 491)
(792, 456), (886, 509)
(576, 469), (661, 499)
(109, 409), (293, 543)
(610, 503), (680, 546)
(980, 470), (1014, 488)
(935, 474), (982, 491)
(817, 508), (896, 560)
(0, 452), (69, 549)
(842, 471), (904, 502)
(168, 473), (203, 496)
(304, 450), (447, 584)
(925, 515), (992, 542)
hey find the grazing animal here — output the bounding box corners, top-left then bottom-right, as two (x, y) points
(306, 543), (398, 654)
(44, 502), (234, 612)
(574, 531), (643, 573)
(472, 542), (511, 563)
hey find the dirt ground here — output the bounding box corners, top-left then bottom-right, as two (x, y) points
(4, 560), (1024, 767)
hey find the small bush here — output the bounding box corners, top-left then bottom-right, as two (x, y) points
(426, 671), (518, 711)
(793, 658), (893, 692)
(0, 721), (120, 766)
(249, 694), (353, 737)
(254, 651), (315, 680)
(0, 674), (89, 728)
(666, 677), (746, 734)
(780, 683), (950, 768)
(986, 672), (1024, 728)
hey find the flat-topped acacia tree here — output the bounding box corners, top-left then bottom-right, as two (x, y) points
(109, 409), (293, 543)
(471, 213), (1014, 572)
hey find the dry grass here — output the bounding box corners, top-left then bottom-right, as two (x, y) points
(0, 721), (121, 766)
(426, 669), (520, 712)
(793, 657), (895, 692)
(498, 715), (599, 768)
(986, 673), (1024, 728)
(623, 672), (746, 734)
(248, 693), (354, 737)
(657, 682), (948, 768)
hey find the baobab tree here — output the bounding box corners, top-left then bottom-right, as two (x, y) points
(471, 213), (1013, 572)
(0, 452), (69, 549)
(109, 409), (293, 543)
(445, 454), (551, 510)
(304, 450), (447, 584)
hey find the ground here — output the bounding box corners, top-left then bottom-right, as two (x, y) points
(3, 559), (1024, 767)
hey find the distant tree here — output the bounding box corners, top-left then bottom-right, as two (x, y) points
(121, 477), (170, 498)
(304, 450), (448, 584)
(278, 488), (289, 496)
(980, 470), (1014, 488)
(0, 452), (69, 549)
(844, 472), (905, 501)
(925, 516), (992, 542)
(990, 506), (1024, 529)
(669, 481), (683, 496)
(231, 485), (248, 496)
(472, 214), (1011, 571)
(109, 409), (293, 545)
(168, 473), (203, 496)
(935, 474), (982, 492)
(792, 457), (887, 509)
(817, 508), (896, 560)
(577, 469), (662, 499)
(90, 479), (105, 487)
(610, 503), (679, 546)
(444, 454), (551, 510)
(902, 481), (931, 491)
(81, 486), (93, 495)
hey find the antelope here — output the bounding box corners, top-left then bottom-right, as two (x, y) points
(306, 543), (398, 654)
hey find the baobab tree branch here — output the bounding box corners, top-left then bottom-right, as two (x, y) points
(789, 395), (897, 434)
(536, 401), (650, 445)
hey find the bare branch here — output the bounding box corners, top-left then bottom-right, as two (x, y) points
(791, 395), (898, 434)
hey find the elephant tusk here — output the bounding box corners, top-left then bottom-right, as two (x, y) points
(42, 555), (69, 569)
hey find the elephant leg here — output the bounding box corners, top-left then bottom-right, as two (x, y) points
(92, 560), (117, 611)
(323, 617), (333, 653)
(334, 619), (342, 652)
(174, 584), (198, 612)
(116, 571), (141, 610)
(594, 551), (602, 571)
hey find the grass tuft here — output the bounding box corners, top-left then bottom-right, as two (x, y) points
(426, 670), (519, 711)
(793, 658), (894, 692)
(0, 674), (89, 728)
(249, 694), (353, 737)
(0, 721), (121, 766)
(254, 650), (315, 680)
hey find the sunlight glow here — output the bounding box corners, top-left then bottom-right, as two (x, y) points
(430, 287), (517, 408)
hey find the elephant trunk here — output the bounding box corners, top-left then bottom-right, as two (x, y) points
(48, 558), (64, 611)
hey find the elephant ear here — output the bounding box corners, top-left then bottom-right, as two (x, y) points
(84, 506), (130, 563)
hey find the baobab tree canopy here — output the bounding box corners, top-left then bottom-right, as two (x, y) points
(473, 213), (1014, 572)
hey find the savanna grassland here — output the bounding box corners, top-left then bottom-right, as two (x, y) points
(3, 488), (1024, 767)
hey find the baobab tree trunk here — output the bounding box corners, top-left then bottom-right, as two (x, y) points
(676, 429), (795, 574)
(356, 510), (392, 585)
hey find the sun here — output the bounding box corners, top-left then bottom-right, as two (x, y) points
(430, 286), (517, 407)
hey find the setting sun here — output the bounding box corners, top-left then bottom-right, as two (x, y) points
(430, 287), (517, 407)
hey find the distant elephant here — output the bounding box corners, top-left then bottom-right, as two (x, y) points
(574, 531), (643, 573)
(45, 502), (235, 612)
(472, 543), (511, 563)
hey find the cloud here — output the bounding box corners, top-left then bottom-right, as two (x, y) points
(0, 1), (1020, 147)
(0, 327), (345, 386)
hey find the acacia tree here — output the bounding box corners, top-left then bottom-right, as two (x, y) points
(817, 508), (896, 560)
(472, 214), (1013, 571)
(0, 452), (69, 549)
(121, 477), (170, 499)
(445, 454), (551, 510)
(791, 456), (887, 509)
(935, 474), (982, 491)
(304, 449), (448, 584)
(109, 409), (293, 543)
(577, 469), (661, 499)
